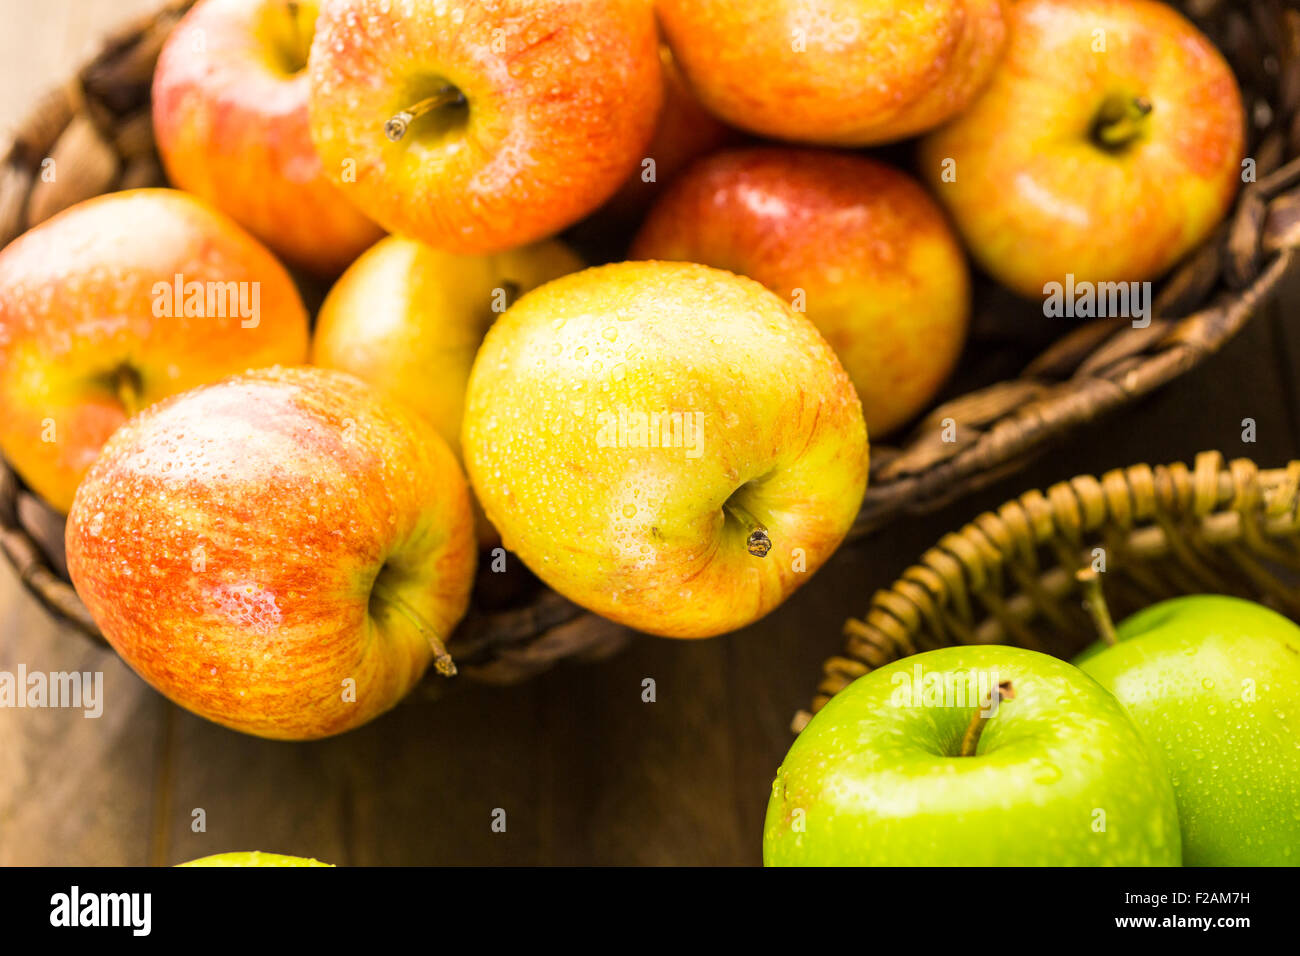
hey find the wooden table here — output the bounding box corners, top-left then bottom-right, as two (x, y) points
(3, 0), (1299, 866)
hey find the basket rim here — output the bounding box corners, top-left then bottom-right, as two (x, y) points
(797, 449), (1300, 731)
(4, 0), (1300, 679)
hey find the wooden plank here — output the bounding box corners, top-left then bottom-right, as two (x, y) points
(0, 569), (167, 865)
(160, 678), (548, 866)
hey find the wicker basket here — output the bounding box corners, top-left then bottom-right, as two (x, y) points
(4, 0), (1300, 683)
(798, 450), (1300, 730)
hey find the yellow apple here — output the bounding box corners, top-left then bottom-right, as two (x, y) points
(178, 851), (332, 866)
(311, 234), (584, 545)
(920, 0), (1245, 297)
(462, 261), (869, 638)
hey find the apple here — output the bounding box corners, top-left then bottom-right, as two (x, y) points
(65, 366), (477, 740)
(462, 260), (869, 638)
(153, 0), (385, 276)
(765, 645), (1181, 865)
(311, 233), (584, 546)
(178, 851), (332, 866)
(596, 45), (737, 227)
(656, 0), (1008, 146)
(307, 0), (663, 254)
(631, 148), (970, 437)
(919, 0), (1245, 298)
(1076, 592), (1300, 866)
(0, 189), (310, 513)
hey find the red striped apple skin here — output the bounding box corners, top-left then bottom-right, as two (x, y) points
(631, 148), (970, 437)
(153, 0), (385, 277)
(66, 367), (476, 740)
(0, 189), (310, 513)
(307, 0), (663, 254)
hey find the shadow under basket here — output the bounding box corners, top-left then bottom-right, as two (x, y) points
(5, 2), (1300, 683)
(798, 450), (1300, 731)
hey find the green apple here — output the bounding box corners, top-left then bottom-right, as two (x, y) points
(765, 645), (1181, 866)
(1077, 594), (1300, 867)
(178, 851), (332, 867)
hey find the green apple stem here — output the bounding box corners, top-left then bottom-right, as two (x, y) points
(371, 582), (458, 677)
(385, 86), (465, 142)
(1092, 95), (1152, 151)
(724, 500), (771, 557)
(1076, 567), (1119, 647)
(959, 680), (1015, 757)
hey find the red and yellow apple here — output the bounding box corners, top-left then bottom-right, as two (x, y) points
(307, 0), (663, 254)
(153, 0), (384, 276)
(66, 366), (476, 740)
(632, 148), (970, 436)
(656, 0), (1008, 146)
(311, 234), (584, 545)
(462, 261), (869, 638)
(0, 189), (309, 513)
(920, 0), (1245, 298)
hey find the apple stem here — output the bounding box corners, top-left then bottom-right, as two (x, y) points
(286, 2), (301, 54)
(1076, 567), (1119, 647)
(959, 680), (1015, 757)
(723, 500), (771, 557)
(384, 86), (465, 142)
(114, 365), (140, 418)
(371, 582), (458, 677)
(1092, 95), (1152, 151)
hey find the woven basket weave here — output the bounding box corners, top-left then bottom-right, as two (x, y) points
(4, 0), (1300, 683)
(798, 450), (1300, 730)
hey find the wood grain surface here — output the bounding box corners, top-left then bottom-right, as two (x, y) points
(2, 0), (1298, 866)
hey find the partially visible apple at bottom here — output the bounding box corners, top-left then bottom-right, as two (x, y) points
(178, 851), (332, 867)
(1077, 594), (1300, 866)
